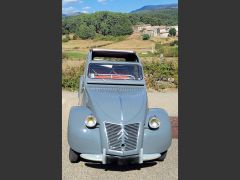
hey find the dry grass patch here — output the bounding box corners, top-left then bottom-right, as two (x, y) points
(127, 32), (142, 40)
(152, 36), (178, 44)
(102, 39), (154, 52)
(140, 56), (178, 62)
(62, 33), (74, 40)
(62, 60), (84, 71)
(62, 39), (113, 51)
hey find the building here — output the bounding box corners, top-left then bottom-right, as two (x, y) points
(133, 25), (178, 38)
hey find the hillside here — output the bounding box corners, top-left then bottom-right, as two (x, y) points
(131, 3), (178, 13)
(62, 9), (177, 35)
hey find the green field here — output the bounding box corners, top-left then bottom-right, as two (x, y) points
(63, 51), (87, 60)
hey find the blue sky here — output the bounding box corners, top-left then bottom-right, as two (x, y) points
(62, 0), (178, 14)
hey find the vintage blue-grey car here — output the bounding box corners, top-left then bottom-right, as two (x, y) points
(68, 49), (172, 165)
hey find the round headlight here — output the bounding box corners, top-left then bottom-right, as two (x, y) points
(85, 115), (97, 128)
(149, 116), (160, 129)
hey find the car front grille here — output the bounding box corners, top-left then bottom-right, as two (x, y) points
(105, 122), (140, 151)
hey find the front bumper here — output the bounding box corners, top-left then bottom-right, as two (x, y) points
(80, 148), (161, 164)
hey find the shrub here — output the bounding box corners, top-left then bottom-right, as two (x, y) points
(62, 38), (69, 43)
(170, 40), (178, 46)
(155, 43), (178, 57)
(76, 24), (96, 40)
(62, 64), (85, 91)
(142, 34), (150, 40)
(62, 52), (69, 59)
(62, 34), (70, 42)
(72, 34), (78, 40)
(169, 28), (177, 36)
(142, 60), (178, 91)
(62, 60), (178, 91)
(164, 46), (178, 57)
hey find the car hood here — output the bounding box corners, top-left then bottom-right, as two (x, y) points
(85, 85), (148, 124)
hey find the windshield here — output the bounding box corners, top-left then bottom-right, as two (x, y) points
(88, 63), (143, 80)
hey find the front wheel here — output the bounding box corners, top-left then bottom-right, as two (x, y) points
(69, 148), (80, 163)
(158, 151), (168, 161)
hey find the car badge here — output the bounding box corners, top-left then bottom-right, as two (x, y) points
(117, 128), (128, 140)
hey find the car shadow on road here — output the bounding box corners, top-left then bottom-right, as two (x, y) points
(84, 161), (157, 171)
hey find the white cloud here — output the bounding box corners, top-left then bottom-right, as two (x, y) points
(81, 10), (89, 14)
(63, 0), (77, 4)
(82, 6), (91, 10)
(62, 0), (82, 5)
(62, 6), (79, 14)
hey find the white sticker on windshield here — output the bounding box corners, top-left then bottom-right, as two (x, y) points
(90, 73), (95, 78)
(101, 65), (113, 68)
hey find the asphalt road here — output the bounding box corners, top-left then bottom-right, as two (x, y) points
(62, 90), (178, 180)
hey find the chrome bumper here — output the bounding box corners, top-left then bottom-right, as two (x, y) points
(80, 148), (161, 164)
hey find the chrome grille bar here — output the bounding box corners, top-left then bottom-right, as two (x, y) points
(105, 122), (140, 151)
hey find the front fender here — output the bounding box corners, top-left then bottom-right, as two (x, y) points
(143, 108), (172, 154)
(67, 106), (102, 154)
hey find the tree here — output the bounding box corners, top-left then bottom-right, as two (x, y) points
(62, 9), (178, 36)
(169, 28), (177, 36)
(100, 22), (109, 36)
(76, 24), (96, 39)
(142, 34), (150, 40)
(109, 14), (133, 36)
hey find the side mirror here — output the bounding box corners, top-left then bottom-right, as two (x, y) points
(78, 75), (84, 98)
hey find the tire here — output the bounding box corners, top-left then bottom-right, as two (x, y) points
(69, 148), (80, 163)
(158, 151), (168, 161)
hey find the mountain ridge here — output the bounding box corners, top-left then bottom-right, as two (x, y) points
(62, 3), (178, 16)
(131, 3), (178, 13)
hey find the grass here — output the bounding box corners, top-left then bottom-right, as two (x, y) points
(138, 51), (156, 58)
(62, 39), (114, 52)
(102, 39), (154, 52)
(63, 51), (87, 60)
(140, 56), (178, 62)
(155, 43), (178, 57)
(62, 33), (176, 54)
(94, 34), (128, 42)
(151, 36), (178, 45)
(62, 39), (154, 53)
(62, 62), (85, 91)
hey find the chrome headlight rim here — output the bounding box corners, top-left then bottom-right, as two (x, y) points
(148, 116), (161, 129)
(85, 115), (97, 128)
